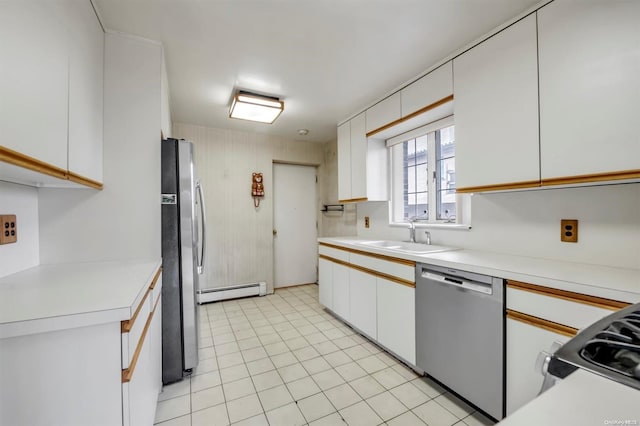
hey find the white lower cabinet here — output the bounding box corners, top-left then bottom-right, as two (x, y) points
(0, 268), (162, 426)
(349, 268), (377, 339)
(124, 297), (162, 426)
(318, 257), (333, 310)
(506, 317), (570, 415)
(318, 243), (417, 367)
(377, 278), (415, 365)
(332, 262), (351, 321)
(504, 279), (626, 415)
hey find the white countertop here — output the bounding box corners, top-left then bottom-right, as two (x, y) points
(319, 237), (640, 303)
(497, 370), (640, 425)
(0, 259), (161, 338)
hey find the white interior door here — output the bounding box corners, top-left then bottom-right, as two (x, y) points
(273, 163), (318, 288)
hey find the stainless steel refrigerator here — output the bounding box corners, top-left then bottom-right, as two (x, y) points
(161, 138), (206, 385)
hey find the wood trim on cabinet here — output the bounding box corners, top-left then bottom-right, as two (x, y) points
(507, 280), (629, 311)
(121, 267), (162, 333)
(541, 169), (640, 187)
(456, 170), (640, 193)
(507, 309), (578, 338)
(319, 254), (351, 268)
(149, 267), (162, 290)
(456, 180), (541, 193)
(67, 171), (103, 190)
(319, 254), (415, 288)
(122, 293), (161, 383)
(0, 145), (104, 190)
(365, 95), (455, 138)
(319, 242), (416, 267)
(338, 197), (368, 203)
(401, 94), (456, 123)
(121, 287), (151, 333)
(0, 145), (68, 180)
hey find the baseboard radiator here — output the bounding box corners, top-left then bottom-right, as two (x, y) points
(197, 282), (267, 304)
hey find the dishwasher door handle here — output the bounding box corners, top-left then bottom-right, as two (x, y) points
(422, 271), (493, 295)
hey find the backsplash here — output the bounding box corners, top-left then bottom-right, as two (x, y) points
(357, 182), (640, 270)
(0, 181), (39, 278)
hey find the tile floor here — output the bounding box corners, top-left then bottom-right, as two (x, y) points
(154, 284), (496, 426)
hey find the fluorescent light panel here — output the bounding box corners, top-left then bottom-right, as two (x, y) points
(229, 91), (284, 124)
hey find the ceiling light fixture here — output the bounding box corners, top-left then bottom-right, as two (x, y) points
(229, 91), (284, 124)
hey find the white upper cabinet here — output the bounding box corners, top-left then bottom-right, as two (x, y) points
(68, 0), (104, 184)
(0, 1), (69, 171)
(454, 14), (540, 191)
(0, 0), (103, 188)
(337, 120), (352, 201)
(349, 112), (367, 199)
(337, 112), (387, 202)
(401, 62), (453, 118)
(365, 92), (401, 134)
(537, 0), (640, 183)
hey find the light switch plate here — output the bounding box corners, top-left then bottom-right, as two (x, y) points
(0, 214), (17, 244)
(560, 219), (578, 243)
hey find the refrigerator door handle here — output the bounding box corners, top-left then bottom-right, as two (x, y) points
(196, 180), (206, 275)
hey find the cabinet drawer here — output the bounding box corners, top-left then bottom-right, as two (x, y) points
(121, 267), (162, 369)
(121, 290), (151, 369)
(349, 253), (414, 284)
(122, 293), (161, 426)
(319, 244), (350, 262)
(506, 281), (627, 330)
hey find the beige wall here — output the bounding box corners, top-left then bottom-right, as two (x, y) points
(317, 138), (357, 238)
(173, 123), (354, 294)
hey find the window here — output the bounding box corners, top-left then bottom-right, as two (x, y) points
(390, 118), (456, 224)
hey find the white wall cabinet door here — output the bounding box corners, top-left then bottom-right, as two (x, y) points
(376, 278), (415, 364)
(0, 0), (69, 170)
(68, 0), (104, 183)
(348, 268), (377, 339)
(349, 112), (367, 200)
(454, 14), (540, 191)
(366, 92), (401, 134)
(332, 262), (350, 321)
(401, 62), (453, 118)
(318, 257), (333, 310)
(537, 1), (640, 182)
(337, 121), (352, 201)
(506, 318), (570, 415)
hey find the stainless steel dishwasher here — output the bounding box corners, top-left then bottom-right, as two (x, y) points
(416, 263), (504, 420)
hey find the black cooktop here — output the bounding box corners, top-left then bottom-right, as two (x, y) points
(548, 302), (640, 390)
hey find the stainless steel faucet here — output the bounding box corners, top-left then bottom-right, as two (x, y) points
(425, 231), (431, 245)
(409, 221), (416, 243)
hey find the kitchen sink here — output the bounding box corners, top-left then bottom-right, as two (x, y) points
(355, 240), (457, 254)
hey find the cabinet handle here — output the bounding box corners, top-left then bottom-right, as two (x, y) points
(507, 309), (577, 338)
(121, 267), (161, 333)
(507, 280), (629, 311)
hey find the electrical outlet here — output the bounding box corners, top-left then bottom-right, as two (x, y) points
(0, 215), (17, 245)
(364, 216), (370, 228)
(560, 219), (578, 243)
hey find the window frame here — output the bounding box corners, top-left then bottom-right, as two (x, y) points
(387, 116), (468, 228)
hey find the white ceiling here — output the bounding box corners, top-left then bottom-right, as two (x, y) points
(94, 0), (541, 143)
